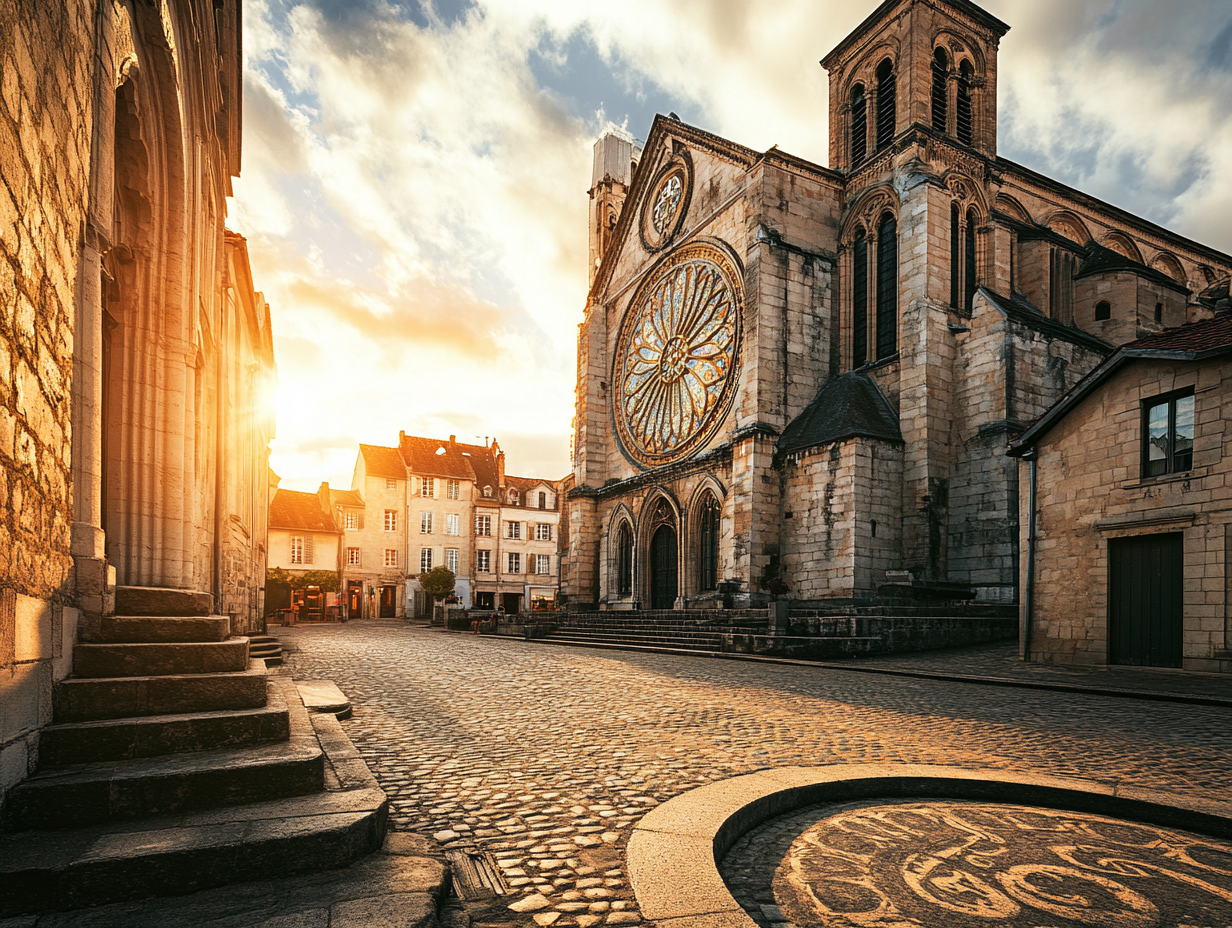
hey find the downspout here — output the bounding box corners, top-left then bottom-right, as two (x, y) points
(1022, 448), (1038, 662)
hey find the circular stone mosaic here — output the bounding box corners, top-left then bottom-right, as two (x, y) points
(722, 801), (1232, 928)
(612, 241), (742, 468)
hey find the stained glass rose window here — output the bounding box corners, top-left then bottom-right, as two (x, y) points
(614, 242), (742, 467)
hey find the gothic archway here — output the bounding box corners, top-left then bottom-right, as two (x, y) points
(647, 499), (678, 610)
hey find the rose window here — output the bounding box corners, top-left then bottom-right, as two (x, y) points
(652, 175), (683, 235)
(614, 243), (742, 467)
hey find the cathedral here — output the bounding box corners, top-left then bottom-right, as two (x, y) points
(562, 0), (1232, 611)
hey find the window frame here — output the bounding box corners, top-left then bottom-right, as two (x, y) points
(1141, 388), (1196, 480)
(475, 514), (492, 536)
(419, 548), (432, 572)
(385, 477), (397, 491)
(445, 513), (460, 536)
(344, 511), (358, 531)
(347, 547), (362, 567)
(447, 479), (461, 500)
(383, 509), (397, 532)
(535, 523), (552, 541)
(476, 549), (491, 573)
(507, 552), (521, 574)
(445, 548), (459, 573)
(290, 535), (304, 565)
(535, 554), (551, 575)
(420, 511), (434, 534)
(506, 521), (522, 540)
(384, 548), (399, 568)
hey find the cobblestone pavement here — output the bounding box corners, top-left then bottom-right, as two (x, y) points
(276, 624), (1232, 927)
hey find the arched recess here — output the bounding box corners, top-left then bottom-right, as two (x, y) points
(684, 477), (727, 598)
(606, 504), (636, 601)
(994, 194), (1032, 225)
(1046, 210), (1093, 247)
(637, 490), (682, 610)
(101, 1), (196, 590)
(1150, 251), (1186, 284)
(842, 187), (900, 370)
(1102, 232), (1145, 265)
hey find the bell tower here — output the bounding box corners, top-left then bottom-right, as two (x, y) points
(822, 0), (1010, 173)
(588, 131), (642, 286)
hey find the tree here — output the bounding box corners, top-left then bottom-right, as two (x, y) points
(265, 568), (340, 592)
(417, 566), (455, 601)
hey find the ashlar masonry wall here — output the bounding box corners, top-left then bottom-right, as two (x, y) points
(1022, 356), (1232, 672)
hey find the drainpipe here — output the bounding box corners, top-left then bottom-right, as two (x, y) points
(1022, 449), (1038, 662)
(213, 311), (225, 624)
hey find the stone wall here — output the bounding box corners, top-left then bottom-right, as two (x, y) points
(1022, 356), (1232, 671)
(0, 0), (96, 816)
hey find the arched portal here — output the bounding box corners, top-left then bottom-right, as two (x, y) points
(648, 500), (679, 609)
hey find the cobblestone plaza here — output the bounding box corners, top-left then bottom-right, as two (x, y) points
(277, 623), (1232, 925)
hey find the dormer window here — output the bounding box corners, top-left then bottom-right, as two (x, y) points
(957, 61), (974, 147)
(875, 59), (896, 152)
(931, 49), (949, 132)
(483, 485), (492, 498)
(510, 490), (519, 505)
(850, 84), (867, 167)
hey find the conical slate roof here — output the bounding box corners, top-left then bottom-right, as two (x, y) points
(778, 373), (902, 456)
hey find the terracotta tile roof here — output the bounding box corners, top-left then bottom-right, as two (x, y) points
(270, 489), (339, 533)
(1122, 314), (1232, 354)
(399, 434), (481, 480)
(359, 444), (406, 480)
(330, 489), (363, 508)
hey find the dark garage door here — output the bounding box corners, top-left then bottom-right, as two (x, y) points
(1109, 533), (1183, 668)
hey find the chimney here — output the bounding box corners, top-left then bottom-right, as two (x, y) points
(398, 430), (406, 444)
(495, 442), (505, 487)
(317, 481), (331, 512)
(449, 434), (456, 445)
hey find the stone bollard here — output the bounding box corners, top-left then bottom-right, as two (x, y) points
(769, 601), (789, 637)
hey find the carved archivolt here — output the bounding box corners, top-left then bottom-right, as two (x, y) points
(843, 187), (898, 241)
(945, 172), (987, 222)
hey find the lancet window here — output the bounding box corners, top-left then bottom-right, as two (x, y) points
(698, 494), (721, 593)
(931, 49), (949, 133)
(875, 59), (896, 152)
(850, 84), (867, 168)
(616, 521), (633, 596)
(957, 61), (974, 147)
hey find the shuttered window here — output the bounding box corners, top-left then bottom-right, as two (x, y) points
(853, 233), (869, 367)
(931, 49), (949, 132)
(875, 59), (896, 151)
(950, 203), (961, 309)
(957, 61), (974, 146)
(876, 215), (898, 359)
(850, 85), (867, 167)
(965, 208), (979, 313)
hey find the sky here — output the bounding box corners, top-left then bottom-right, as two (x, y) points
(231, 0), (1232, 492)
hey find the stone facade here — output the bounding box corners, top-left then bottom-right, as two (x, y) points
(1, 0), (273, 813)
(1009, 318), (1232, 672)
(564, 0), (1232, 612)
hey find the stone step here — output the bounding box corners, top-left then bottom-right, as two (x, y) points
(55, 659), (269, 722)
(0, 785), (388, 916)
(73, 638), (250, 678)
(115, 586), (213, 617)
(96, 615), (231, 643)
(2, 725), (324, 832)
(39, 684), (290, 766)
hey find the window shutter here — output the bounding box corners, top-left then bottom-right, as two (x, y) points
(304, 535), (315, 565)
(358, 513), (365, 530)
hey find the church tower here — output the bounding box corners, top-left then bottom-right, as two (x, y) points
(822, 0), (1008, 172)
(588, 131), (642, 287)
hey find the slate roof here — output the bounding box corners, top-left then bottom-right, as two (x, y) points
(358, 444), (406, 480)
(504, 475), (558, 510)
(330, 488), (363, 508)
(269, 489), (338, 533)
(778, 373), (902, 456)
(399, 434), (480, 480)
(1074, 243), (1189, 292)
(978, 288), (1113, 355)
(1008, 314), (1232, 456)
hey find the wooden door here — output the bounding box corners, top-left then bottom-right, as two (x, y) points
(1109, 534), (1183, 668)
(650, 525), (678, 610)
(380, 585), (397, 618)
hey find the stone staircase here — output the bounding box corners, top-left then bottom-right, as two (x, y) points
(0, 588), (387, 917)
(530, 604), (1016, 660)
(248, 634), (284, 666)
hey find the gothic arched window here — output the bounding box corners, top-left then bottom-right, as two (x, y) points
(965, 207), (979, 313)
(617, 521), (633, 596)
(957, 61), (974, 147)
(698, 494), (721, 593)
(950, 203), (961, 310)
(932, 49), (949, 133)
(850, 84), (867, 168)
(853, 231), (869, 367)
(876, 214), (898, 359)
(875, 59), (896, 152)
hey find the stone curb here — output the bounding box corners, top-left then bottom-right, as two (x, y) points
(626, 764), (1232, 925)
(515, 636), (1232, 708)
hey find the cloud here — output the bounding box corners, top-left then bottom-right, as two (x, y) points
(236, 0), (1232, 492)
